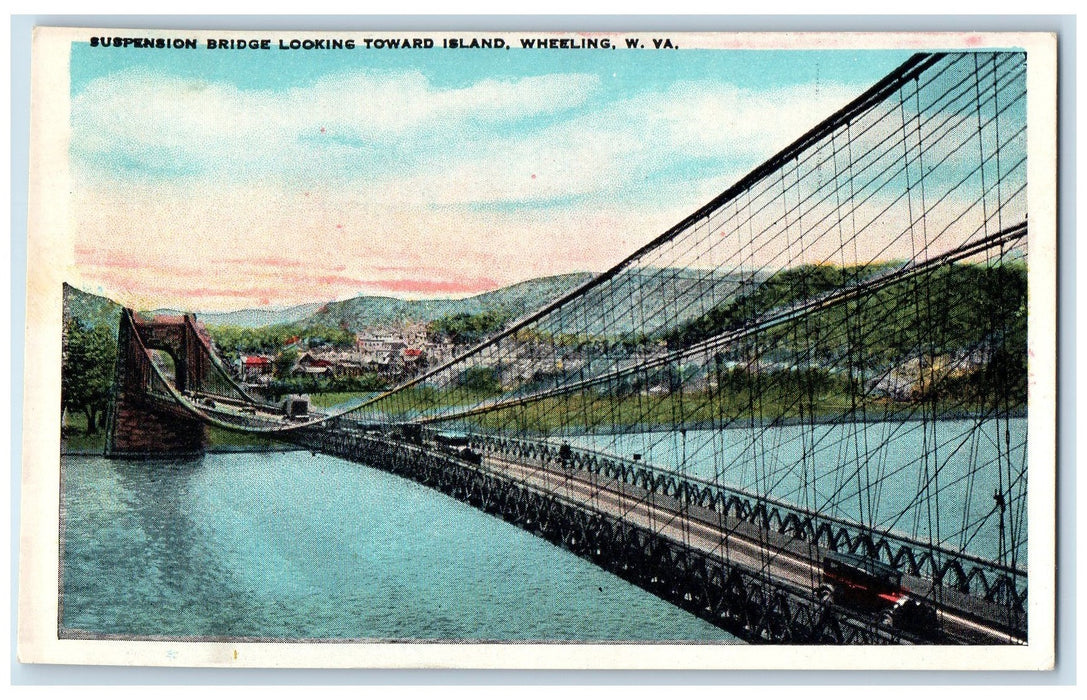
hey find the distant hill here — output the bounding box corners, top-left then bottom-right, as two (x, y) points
(63, 269), (752, 338)
(63, 283), (122, 332)
(63, 275), (599, 337)
(188, 303), (324, 329)
(302, 273), (595, 331)
(536, 267), (756, 336)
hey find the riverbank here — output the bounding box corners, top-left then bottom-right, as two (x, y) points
(61, 445), (305, 456)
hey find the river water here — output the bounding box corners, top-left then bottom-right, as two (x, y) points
(60, 417), (1026, 641)
(60, 450), (739, 642)
(567, 417), (1028, 565)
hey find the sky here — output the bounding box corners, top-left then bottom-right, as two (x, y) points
(66, 38), (914, 312)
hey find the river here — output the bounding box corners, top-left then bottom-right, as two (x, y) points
(567, 417), (1028, 565)
(60, 450), (740, 642)
(60, 417), (1025, 641)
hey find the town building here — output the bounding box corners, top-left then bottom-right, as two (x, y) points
(238, 355), (273, 381)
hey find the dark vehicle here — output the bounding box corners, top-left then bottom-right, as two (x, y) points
(430, 431), (481, 465)
(281, 394), (309, 418)
(455, 447), (482, 465)
(817, 551), (938, 633)
(434, 431), (470, 448)
(401, 424), (423, 445)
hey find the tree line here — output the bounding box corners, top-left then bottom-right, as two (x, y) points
(62, 317), (116, 434)
(206, 322), (356, 363)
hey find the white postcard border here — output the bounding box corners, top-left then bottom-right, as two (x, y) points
(17, 26), (1059, 671)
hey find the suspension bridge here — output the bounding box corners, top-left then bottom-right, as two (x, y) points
(103, 51), (1030, 645)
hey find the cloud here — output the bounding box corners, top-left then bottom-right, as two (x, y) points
(68, 157), (1018, 315)
(72, 67), (865, 202)
(71, 68), (603, 182)
(67, 66), (891, 311)
(318, 79), (864, 211)
(68, 176), (693, 311)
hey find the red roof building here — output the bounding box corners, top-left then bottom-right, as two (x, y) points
(239, 355), (273, 379)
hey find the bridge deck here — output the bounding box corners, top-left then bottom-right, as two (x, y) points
(470, 448), (1024, 644)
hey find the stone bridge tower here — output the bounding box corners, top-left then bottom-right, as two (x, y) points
(104, 309), (209, 458)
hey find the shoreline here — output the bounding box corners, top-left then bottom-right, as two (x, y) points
(61, 445), (306, 456)
(60, 409), (1027, 456)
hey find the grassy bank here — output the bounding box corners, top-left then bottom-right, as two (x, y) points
(307, 391), (380, 410)
(358, 380), (1025, 433)
(61, 412), (106, 453)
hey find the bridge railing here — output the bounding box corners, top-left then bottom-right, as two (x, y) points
(467, 431), (1026, 612)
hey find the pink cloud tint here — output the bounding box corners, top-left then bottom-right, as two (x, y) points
(223, 256), (310, 268)
(364, 277), (500, 295)
(83, 263), (502, 311)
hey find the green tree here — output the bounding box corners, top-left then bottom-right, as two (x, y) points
(273, 347), (299, 379)
(62, 318), (117, 434)
(431, 310), (510, 345)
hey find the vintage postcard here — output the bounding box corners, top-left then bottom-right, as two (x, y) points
(19, 27), (1057, 669)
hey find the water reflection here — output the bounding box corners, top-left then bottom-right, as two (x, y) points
(61, 451), (738, 642)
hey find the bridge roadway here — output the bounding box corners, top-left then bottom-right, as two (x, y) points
(466, 445), (1024, 645)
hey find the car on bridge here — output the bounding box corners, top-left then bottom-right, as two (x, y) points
(433, 431), (470, 448)
(817, 551), (938, 634)
(430, 431), (482, 465)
